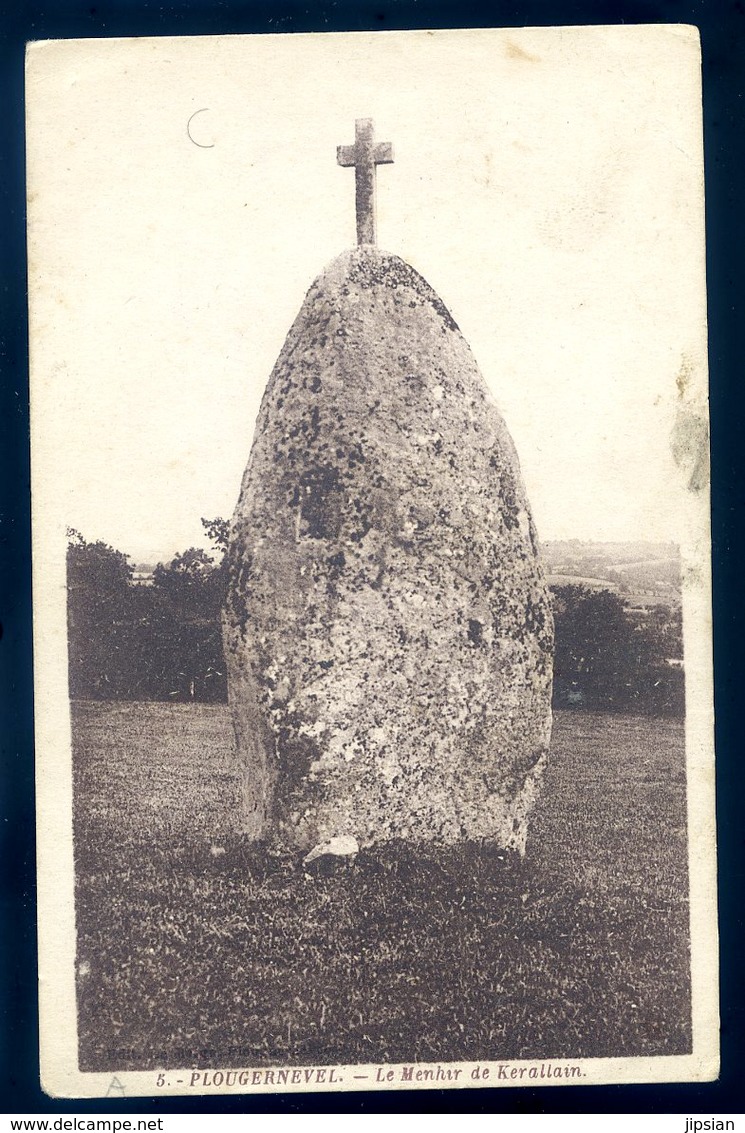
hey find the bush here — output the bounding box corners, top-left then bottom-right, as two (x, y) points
(67, 526), (227, 703)
(551, 585), (683, 716)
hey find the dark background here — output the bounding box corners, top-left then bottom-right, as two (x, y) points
(2, 0), (743, 1116)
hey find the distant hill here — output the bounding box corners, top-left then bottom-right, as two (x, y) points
(542, 540), (681, 602)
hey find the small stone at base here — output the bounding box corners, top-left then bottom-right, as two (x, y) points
(304, 835), (360, 865)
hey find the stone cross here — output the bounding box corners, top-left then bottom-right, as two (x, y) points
(337, 118), (394, 246)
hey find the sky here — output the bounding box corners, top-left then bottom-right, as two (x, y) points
(27, 26), (708, 563)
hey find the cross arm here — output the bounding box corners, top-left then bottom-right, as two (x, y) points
(336, 142), (395, 168)
(337, 144), (356, 168)
(373, 142), (394, 165)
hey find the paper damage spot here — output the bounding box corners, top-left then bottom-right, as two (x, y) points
(671, 408), (709, 492)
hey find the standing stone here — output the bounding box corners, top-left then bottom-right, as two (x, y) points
(224, 246), (553, 855)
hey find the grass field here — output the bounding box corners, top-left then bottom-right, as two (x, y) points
(72, 702), (691, 1071)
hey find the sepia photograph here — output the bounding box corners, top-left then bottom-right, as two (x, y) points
(26, 25), (717, 1097)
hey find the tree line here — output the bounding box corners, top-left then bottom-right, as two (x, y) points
(66, 526), (684, 716)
